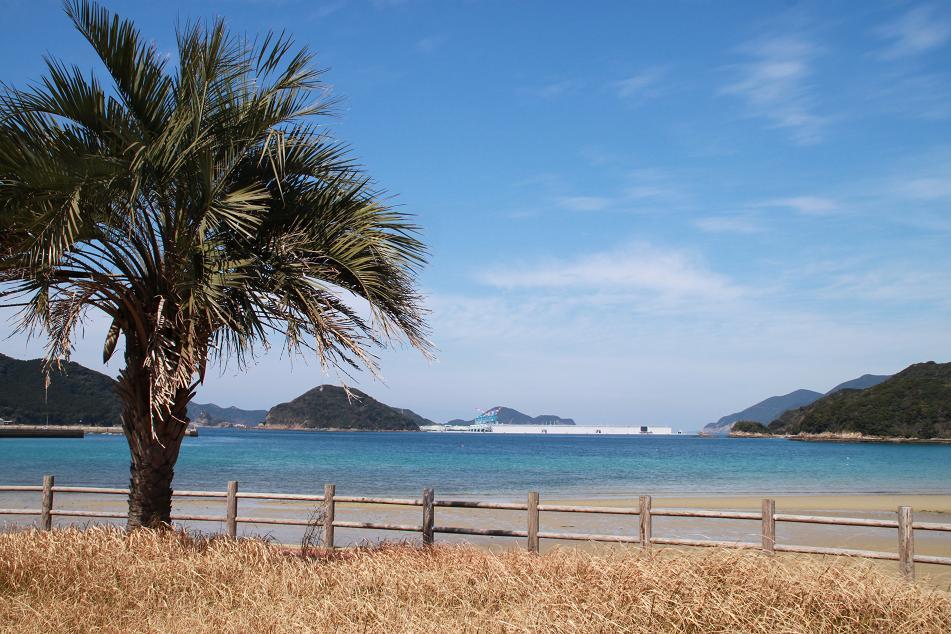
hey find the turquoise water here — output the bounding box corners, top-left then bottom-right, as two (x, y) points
(1, 429), (950, 498)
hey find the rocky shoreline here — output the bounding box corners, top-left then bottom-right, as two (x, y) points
(728, 430), (951, 444)
(255, 424), (418, 432)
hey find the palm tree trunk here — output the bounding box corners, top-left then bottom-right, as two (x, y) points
(118, 343), (190, 530)
(127, 430), (182, 529)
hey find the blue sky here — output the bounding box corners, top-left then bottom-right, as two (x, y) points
(2, 0), (951, 429)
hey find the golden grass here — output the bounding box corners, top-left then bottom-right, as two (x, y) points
(1, 528), (949, 633)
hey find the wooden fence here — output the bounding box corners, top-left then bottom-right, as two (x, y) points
(2, 475), (951, 581)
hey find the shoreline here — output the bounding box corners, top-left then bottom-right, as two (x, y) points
(550, 493), (951, 513)
(5, 492), (950, 527)
(211, 426), (951, 443)
(5, 492), (948, 516)
(789, 433), (951, 444)
(727, 430), (951, 444)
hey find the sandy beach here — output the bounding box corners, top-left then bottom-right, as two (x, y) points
(555, 493), (951, 514)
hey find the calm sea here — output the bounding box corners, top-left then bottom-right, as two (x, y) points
(1, 429), (949, 498)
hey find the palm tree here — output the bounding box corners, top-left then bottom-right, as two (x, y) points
(0, 1), (430, 529)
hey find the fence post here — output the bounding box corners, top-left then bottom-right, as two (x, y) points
(323, 484), (336, 549)
(761, 499), (775, 554)
(422, 488), (435, 546)
(898, 506), (914, 581)
(527, 491), (539, 554)
(226, 480), (238, 538)
(639, 495), (652, 549)
(40, 474), (54, 531)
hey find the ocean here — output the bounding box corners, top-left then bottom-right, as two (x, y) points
(1, 428), (950, 498)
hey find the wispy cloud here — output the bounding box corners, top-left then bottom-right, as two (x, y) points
(815, 263), (951, 309)
(579, 147), (621, 167)
(882, 148), (951, 205)
(873, 70), (951, 120)
(555, 196), (612, 212)
(527, 79), (579, 99)
(723, 35), (825, 144)
(901, 176), (951, 200)
(610, 67), (665, 101)
(477, 242), (741, 303)
(693, 215), (763, 234)
(875, 5), (951, 59)
(759, 196), (839, 215)
(416, 35), (446, 54)
(308, 0), (349, 19)
(621, 169), (688, 207)
(553, 169), (687, 214)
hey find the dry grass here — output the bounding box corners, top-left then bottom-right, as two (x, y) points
(1, 528), (949, 633)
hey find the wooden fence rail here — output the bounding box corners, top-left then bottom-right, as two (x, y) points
(2, 475), (951, 581)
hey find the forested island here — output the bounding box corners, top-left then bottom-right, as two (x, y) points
(264, 385), (432, 431)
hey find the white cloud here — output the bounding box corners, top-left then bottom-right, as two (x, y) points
(723, 35), (825, 144)
(555, 196), (613, 212)
(693, 216), (762, 234)
(759, 196), (838, 215)
(477, 243), (741, 303)
(901, 176), (951, 201)
(876, 6), (951, 59)
(610, 67), (665, 100)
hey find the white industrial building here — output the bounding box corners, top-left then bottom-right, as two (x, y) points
(421, 424), (677, 435)
(487, 425), (675, 435)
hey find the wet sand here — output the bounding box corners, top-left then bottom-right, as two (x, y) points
(555, 494), (951, 514)
(4, 491), (950, 588)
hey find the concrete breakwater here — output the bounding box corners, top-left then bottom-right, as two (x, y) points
(0, 427), (84, 438)
(0, 425), (198, 438)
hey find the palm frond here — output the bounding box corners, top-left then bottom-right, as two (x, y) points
(0, 0), (431, 433)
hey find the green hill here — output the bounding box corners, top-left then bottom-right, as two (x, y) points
(0, 353), (122, 425)
(265, 385), (431, 430)
(769, 362), (951, 438)
(731, 420), (771, 434)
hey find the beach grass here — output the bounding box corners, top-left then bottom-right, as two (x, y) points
(1, 527), (949, 633)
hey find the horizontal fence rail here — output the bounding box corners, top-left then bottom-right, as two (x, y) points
(2, 477), (950, 581)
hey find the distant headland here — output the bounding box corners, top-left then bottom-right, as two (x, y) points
(719, 362), (951, 442)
